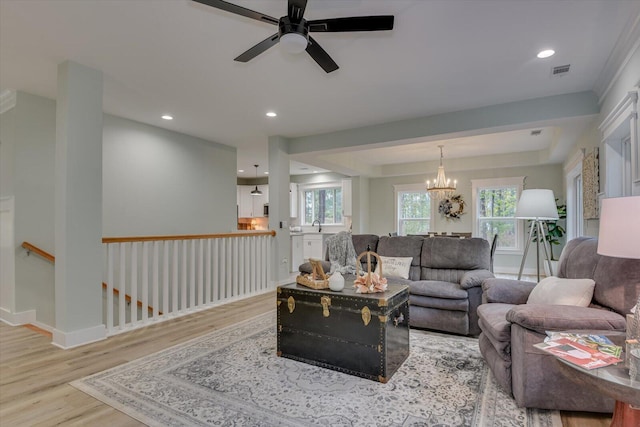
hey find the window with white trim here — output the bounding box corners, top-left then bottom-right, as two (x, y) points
(394, 184), (434, 235)
(302, 184), (343, 225)
(471, 177), (524, 252)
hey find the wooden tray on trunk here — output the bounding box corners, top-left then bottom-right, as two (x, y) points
(296, 259), (329, 289)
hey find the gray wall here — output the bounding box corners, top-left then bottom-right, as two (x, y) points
(1, 91), (238, 328)
(103, 115), (237, 236)
(0, 92), (56, 325)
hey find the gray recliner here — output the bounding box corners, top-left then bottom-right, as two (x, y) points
(477, 237), (640, 411)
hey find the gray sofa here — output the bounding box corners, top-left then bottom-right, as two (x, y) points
(299, 234), (493, 336)
(477, 237), (640, 412)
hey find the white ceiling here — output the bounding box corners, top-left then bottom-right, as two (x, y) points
(1, 0), (639, 178)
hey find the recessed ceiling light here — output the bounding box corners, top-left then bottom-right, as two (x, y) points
(161, 115), (173, 120)
(537, 49), (555, 59)
(264, 171), (269, 175)
(266, 111), (277, 117)
(312, 170), (318, 173)
(238, 169), (244, 173)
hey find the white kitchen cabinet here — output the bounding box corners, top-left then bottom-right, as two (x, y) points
(237, 185), (269, 217)
(290, 234), (304, 272)
(289, 182), (298, 218)
(303, 234), (324, 261)
(342, 178), (352, 217)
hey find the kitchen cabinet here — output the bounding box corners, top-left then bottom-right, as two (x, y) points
(237, 185), (268, 217)
(290, 183), (298, 218)
(290, 234), (304, 272)
(303, 234), (324, 261)
(342, 179), (352, 217)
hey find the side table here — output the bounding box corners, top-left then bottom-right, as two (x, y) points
(554, 332), (640, 427)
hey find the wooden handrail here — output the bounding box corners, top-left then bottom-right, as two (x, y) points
(102, 230), (276, 244)
(22, 241), (158, 314)
(22, 242), (55, 262)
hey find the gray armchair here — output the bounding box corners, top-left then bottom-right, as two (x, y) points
(477, 237), (640, 411)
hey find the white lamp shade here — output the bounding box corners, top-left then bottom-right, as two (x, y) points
(597, 196), (640, 259)
(515, 189), (559, 220)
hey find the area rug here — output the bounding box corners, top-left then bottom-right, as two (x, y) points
(71, 312), (561, 427)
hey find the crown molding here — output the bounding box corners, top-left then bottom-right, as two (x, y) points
(594, 7), (640, 102)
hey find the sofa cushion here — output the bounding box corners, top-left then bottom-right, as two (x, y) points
(410, 294), (469, 311)
(410, 280), (467, 299)
(375, 256), (412, 279)
(376, 236), (423, 281)
(558, 237), (640, 314)
(421, 237), (491, 270)
(526, 276), (595, 307)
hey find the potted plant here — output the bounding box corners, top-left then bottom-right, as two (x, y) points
(535, 199), (566, 275)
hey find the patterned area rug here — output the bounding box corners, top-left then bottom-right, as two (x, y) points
(72, 312), (561, 427)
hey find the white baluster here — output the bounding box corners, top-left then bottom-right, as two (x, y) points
(163, 241), (169, 316)
(172, 240), (179, 314)
(205, 239), (212, 304)
(213, 238), (219, 302)
(152, 241), (159, 318)
(238, 238), (245, 296)
(119, 242), (126, 329)
(244, 237), (250, 295)
(106, 243), (114, 332)
(233, 237), (239, 298)
(226, 238), (232, 298)
(219, 239), (226, 300)
(197, 239), (204, 306)
(142, 241), (149, 323)
(181, 240), (187, 311)
(130, 242), (138, 325)
(190, 239), (196, 309)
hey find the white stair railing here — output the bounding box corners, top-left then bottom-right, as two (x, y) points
(102, 231), (275, 336)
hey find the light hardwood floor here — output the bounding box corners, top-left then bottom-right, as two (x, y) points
(0, 291), (611, 426)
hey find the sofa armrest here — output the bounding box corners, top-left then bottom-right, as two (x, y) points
(460, 269), (494, 290)
(481, 278), (536, 304)
(506, 304), (627, 335)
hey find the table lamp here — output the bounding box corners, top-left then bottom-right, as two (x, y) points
(597, 195), (640, 378)
(516, 189), (559, 281)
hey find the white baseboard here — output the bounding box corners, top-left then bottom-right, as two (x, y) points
(0, 307), (36, 325)
(52, 324), (107, 349)
(494, 266), (546, 277)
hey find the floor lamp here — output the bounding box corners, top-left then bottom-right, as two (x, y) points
(516, 189), (558, 281)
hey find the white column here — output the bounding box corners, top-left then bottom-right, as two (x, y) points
(268, 136), (291, 283)
(53, 61), (105, 348)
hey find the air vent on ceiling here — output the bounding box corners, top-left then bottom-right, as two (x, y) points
(551, 64), (570, 76)
(531, 130), (542, 136)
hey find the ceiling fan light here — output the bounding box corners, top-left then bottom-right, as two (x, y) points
(280, 33), (308, 54)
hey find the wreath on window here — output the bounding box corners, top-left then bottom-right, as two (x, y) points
(439, 195), (466, 221)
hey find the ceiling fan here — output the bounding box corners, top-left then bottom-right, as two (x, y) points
(193, 0), (394, 73)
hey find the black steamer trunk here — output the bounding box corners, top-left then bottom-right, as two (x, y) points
(277, 283), (410, 383)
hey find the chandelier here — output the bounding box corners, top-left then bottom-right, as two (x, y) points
(426, 145), (457, 200)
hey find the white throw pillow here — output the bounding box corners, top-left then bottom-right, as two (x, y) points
(375, 256), (413, 279)
(527, 276), (595, 306)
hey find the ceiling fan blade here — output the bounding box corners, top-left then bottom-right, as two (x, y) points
(306, 36), (338, 73)
(192, 0), (278, 25)
(308, 16), (394, 32)
(288, 0), (308, 23)
(234, 33), (280, 62)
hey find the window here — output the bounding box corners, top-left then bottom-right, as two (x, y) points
(303, 185), (342, 225)
(394, 184), (433, 235)
(472, 177), (524, 251)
